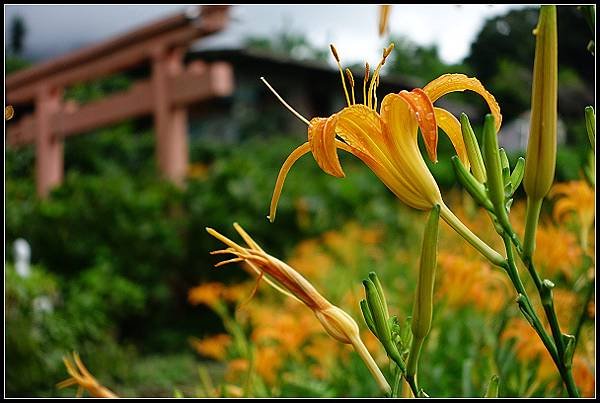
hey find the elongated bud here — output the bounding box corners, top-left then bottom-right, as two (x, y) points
(482, 114), (510, 228)
(363, 277), (403, 367)
(523, 5), (558, 201)
(509, 157), (525, 196)
(411, 205), (440, 341)
(407, 205), (440, 378)
(585, 106), (595, 150)
(451, 156), (493, 211)
(363, 279), (391, 342)
(460, 113), (486, 182)
(369, 272), (389, 321)
(360, 299), (378, 336)
(523, 6), (558, 259)
(484, 375), (500, 398)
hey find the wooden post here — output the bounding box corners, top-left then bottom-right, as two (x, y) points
(152, 46), (188, 186)
(35, 86), (63, 197)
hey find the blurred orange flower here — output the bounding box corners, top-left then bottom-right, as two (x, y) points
(190, 334), (232, 360)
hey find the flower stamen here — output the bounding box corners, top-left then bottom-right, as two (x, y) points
(330, 44), (352, 107)
(368, 43), (394, 110)
(260, 77), (311, 126)
(345, 68), (356, 105)
(363, 62), (370, 107)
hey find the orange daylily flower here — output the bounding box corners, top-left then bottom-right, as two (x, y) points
(550, 180), (595, 250)
(266, 43), (502, 221)
(57, 352), (117, 398)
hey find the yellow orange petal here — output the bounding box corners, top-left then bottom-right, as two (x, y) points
(336, 105), (384, 158)
(423, 73), (502, 130)
(398, 89), (438, 162)
(434, 107), (470, 170)
(308, 116), (345, 178)
(268, 142), (311, 222)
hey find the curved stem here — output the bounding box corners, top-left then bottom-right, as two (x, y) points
(523, 197), (543, 260)
(350, 335), (391, 395)
(440, 204), (505, 267)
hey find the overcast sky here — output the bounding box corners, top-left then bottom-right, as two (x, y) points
(5, 4), (530, 65)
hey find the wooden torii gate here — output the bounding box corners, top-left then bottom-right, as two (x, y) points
(5, 5), (234, 197)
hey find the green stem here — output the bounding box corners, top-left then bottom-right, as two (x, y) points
(440, 204), (505, 267)
(406, 337), (424, 380)
(502, 233), (579, 397)
(392, 366), (403, 398)
(523, 197), (543, 260)
(405, 374), (420, 398)
(350, 335), (391, 395)
(572, 273), (594, 349)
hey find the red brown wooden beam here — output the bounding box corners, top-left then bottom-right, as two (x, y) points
(6, 5), (230, 104)
(6, 62), (234, 146)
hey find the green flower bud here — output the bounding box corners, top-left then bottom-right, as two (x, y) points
(508, 157), (525, 197)
(360, 299), (378, 337)
(411, 205), (440, 340)
(482, 114), (510, 228)
(460, 113), (487, 183)
(451, 155), (493, 211)
(363, 277), (403, 367)
(585, 106), (595, 150)
(407, 205), (440, 378)
(523, 5), (558, 201)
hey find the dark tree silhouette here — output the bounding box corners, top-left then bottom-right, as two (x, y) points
(10, 15), (27, 56)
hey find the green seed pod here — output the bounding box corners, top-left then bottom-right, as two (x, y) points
(523, 5), (558, 201)
(460, 113), (487, 183)
(482, 114), (510, 228)
(451, 156), (493, 211)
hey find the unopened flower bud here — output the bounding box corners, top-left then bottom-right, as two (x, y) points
(523, 5), (558, 201)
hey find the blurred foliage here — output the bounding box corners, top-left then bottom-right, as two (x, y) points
(244, 28), (328, 61)
(6, 55), (31, 74)
(386, 36), (470, 85)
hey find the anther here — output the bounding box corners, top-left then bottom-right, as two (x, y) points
(330, 44), (340, 62)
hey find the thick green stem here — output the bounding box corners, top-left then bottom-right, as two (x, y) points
(523, 197), (543, 261)
(405, 374), (420, 398)
(502, 234), (579, 397)
(406, 337), (424, 380)
(440, 204), (505, 267)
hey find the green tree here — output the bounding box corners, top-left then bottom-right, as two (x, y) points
(10, 15), (27, 56)
(244, 29), (328, 61)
